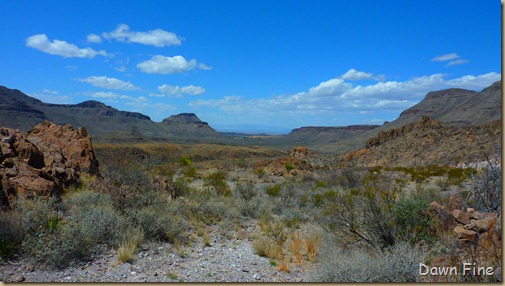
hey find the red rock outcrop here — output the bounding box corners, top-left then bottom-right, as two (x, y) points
(366, 116), (441, 148)
(0, 121), (99, 208)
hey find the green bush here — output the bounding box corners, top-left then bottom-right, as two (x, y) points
(178, 157), (192, 166)
(392, 198), (435, 244)
(265, 184), (282, 197)
(204, 171), (231, 196)
(284, 163), (294, 171)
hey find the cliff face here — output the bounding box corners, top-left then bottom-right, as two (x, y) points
(366, 116), (441, 148)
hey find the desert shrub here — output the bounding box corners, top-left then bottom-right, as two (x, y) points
(130, 205), (186, 243)
(178, 157), (192, 166)
(21, 220), (92, 269)
(284, 163), (294, 171)
(467, 160), (501, 212)
(234, 180), (256, 202)
(341, 166), (362, 188)
(253, 168), (266, 178)
(0, 211), (23, 258)
(265, 184), (282, 197)
(204, 171), (231, 196)
(68, 203), (125, 245)
(318, 173), (404, 248)
(392, 198), (435, 244)
(101, 167), (151, 213)
(13, 195), (62, 235)
(237, 196), (266, 219)
(182, 165), (197, 178)
(236, 158), (248, 168)
(310, 234), (423, 282)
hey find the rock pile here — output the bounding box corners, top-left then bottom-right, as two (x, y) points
(429, 199), (501, 281)
(0, 121), (99, 209)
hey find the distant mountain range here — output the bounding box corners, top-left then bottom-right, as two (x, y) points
(0, 80), (501, 151)
(0, 86), (219, 142)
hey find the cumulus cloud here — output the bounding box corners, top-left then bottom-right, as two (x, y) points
(157, 84), (205, 97)
(26, 34), (107, 58)
(431, 53), (459, 62)
(137, 55), (200, 74)
(340, 68), (373, 80)
(86, 33), (102, 43)
(188, 71), (501, 123)
(102, 24), (181, 47)
(79, 76), (139, 90)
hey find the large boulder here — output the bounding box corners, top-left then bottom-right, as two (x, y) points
(0, 121), (99, 209)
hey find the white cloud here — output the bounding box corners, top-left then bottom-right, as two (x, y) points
(26, 34), (107, 58)
(340, 68), (373, 80)
(431, 53), (459, 62)
(188, 71), (500, 122)
(447, 59), (469, 66)
(445, 72), (500, 90)
(137, 55), (199, 74)
(157, 84), (205, 97)
(308, 78), (351, 96)
(79, 76), (139, 90)
(199, 63), (212, 70)
(86, 33), (102, 43)
(42, 89), (59, 94)
(30, 92), (72, 104)
(102, 24), (181, 47)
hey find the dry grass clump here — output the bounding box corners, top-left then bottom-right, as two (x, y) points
(252, 237), (282, 260)
(117, 226), (144, 263)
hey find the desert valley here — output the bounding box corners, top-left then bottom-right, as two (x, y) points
(0, 80), (502, 282)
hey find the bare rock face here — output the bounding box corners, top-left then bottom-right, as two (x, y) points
(0, 121), (99, 209)
(366, 116), (441, 148)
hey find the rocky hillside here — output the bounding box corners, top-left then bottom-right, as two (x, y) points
(305, 80), (502, 153)
(0, 121), (99, 209)
(344, 119), (501, 167)
(392, 80), (501, 128)
(0, 86), (220, 140)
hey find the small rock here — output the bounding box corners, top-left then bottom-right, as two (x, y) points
(14, 275), (25, 282)
(24, 263), (34, 272)
(254, 273), (261, 280)
(475, 217), (495, 232)
(452, 209), (470, 225)
(131, 271), (136, 275)
(237, 230), (249, 240)
(454, 226), (478, 242)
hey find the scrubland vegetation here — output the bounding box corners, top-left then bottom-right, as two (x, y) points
(0, 142), (501, 282)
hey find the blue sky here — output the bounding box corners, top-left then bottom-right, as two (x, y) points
(0, 1), (501, 133)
